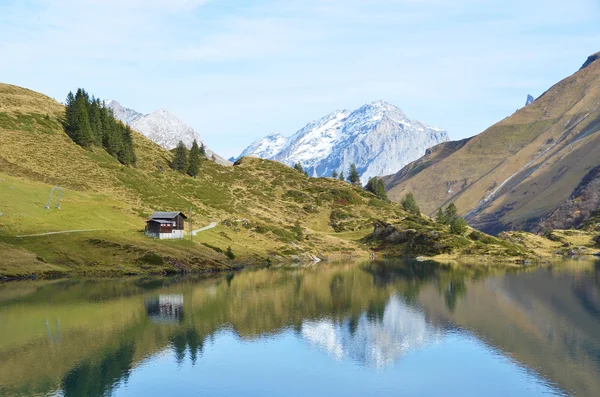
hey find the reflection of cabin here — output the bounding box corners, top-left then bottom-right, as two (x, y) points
(145, 211), (187, 239)
(145, 294), (185, 323)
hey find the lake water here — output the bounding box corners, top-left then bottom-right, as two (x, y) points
(1, 260), (599, 396)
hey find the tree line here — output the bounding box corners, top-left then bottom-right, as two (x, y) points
(292, 162), (388, 200)
(65, 89), (136, 165)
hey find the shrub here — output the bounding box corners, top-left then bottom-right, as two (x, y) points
(137, 252), (164, 266)
(226, 246), (235, 259)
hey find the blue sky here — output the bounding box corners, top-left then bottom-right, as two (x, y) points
(1, 0), (599, 158)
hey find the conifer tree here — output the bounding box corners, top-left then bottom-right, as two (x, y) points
(199, 143), (207, 157)
(436, 207), (447, 224)
(293, 162), (304, 173)
(332, 169), (338, 178)
(117, 125), (136, 165)
(450, 216), (468, 235)
(187, 139), (201, 177)
(211, 154), (216, 162)
(64, 88), (137, 165)
(70, 98), (94, 148)
(172, 141), (188, 172)
(347, 163), (361, 185)
(401, 192), (420, 215)
(89, 97), (103, 146)
(339, 171), (345, 181)
(366, 177), (388, 201)
(444, 203), (458, 223)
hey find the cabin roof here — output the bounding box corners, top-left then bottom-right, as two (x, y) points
(147, 219), (174, 225)
(149, 211), (187, 220)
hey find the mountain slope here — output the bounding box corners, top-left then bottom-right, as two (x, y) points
(106, 101), (231, 165)
(240, 101), (448, 182)
(383, 52), (600, 234)
(0, 83), (538, 277)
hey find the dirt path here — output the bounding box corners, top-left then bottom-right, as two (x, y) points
(192, 222), (218, 236)
(16, 229), (99, 238)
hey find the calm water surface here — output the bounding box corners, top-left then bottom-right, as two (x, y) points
(1, 260), (600, 396)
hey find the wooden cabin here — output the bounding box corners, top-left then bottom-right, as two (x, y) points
(145, 211), (187, 239)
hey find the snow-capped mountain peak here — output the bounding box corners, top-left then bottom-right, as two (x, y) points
(238, 101), (448, 182)
(106, 101), (231, 165)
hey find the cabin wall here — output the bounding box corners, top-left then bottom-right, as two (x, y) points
(145, 230), (185, 239)
(175, 215), (185, 230)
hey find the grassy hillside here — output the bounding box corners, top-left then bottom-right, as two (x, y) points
(0, 83), (457, 277)
(2, 83), (578, 278)
(383, 52), (600, 234)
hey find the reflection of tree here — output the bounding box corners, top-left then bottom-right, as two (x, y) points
(169, 326), (206, 366)
(61, 342), (135, 397)
(443, 279), (466, 312)
(363, 260), (471, 311)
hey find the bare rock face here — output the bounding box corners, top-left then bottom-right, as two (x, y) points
(372, 221), (415, 243)
(581, 51), (600, 70)
(238, 101), (447, 183)
(526, 94), (535, 106)
(539, 165), (600, 232)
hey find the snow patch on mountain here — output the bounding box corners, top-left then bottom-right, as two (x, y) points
(106, 101), (230, 165)
(239, 132), (288, 159)
(239, 100), (448, 182)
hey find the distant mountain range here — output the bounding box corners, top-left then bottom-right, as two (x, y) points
(383, 51), (600, 234)
(238, 101), (448, 183)
(106, 101), (231, 165)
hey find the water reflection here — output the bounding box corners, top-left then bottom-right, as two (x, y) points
(0, 260), (599, 396)
(301, 295), (444, 367)
(145, 294), (185, 323)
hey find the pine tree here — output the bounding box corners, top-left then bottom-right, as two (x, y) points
(347, 163), (361, 185)
(199, 143), (207, 157)
(71, 99), (94, 148)
(332, 169), (338, 178)
(117, 125), (136, 165)
(339, 171), (345, 181)
(401, 192), (420, 215)
(450, 216), (468, 235)
(172, 141), (188, 172)
(293, 162), (304, 173)
(444, 203), (458, 223)
(88, 97), (103, 146)
(64, 89), (137, 165)
(187, 139), (201, 177)
(211, 154), (216, 162)
(366, 177), (388, 201)
(436, 208), (448, 224)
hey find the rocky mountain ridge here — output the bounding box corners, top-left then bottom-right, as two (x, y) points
(239, 101), (448, 183)
(106, 101), (231, 165)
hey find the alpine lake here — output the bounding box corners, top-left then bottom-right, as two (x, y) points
(1, 259), (600, 397)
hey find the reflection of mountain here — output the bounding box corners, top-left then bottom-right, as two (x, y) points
(416, 266), (600, 397)
(301, 296), (444, 367)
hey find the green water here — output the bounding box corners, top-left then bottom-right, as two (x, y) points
(1, 260), (599, 396)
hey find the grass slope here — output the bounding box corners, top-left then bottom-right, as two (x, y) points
(383, 53), (600, 234)
(2, 83), (571, 277)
